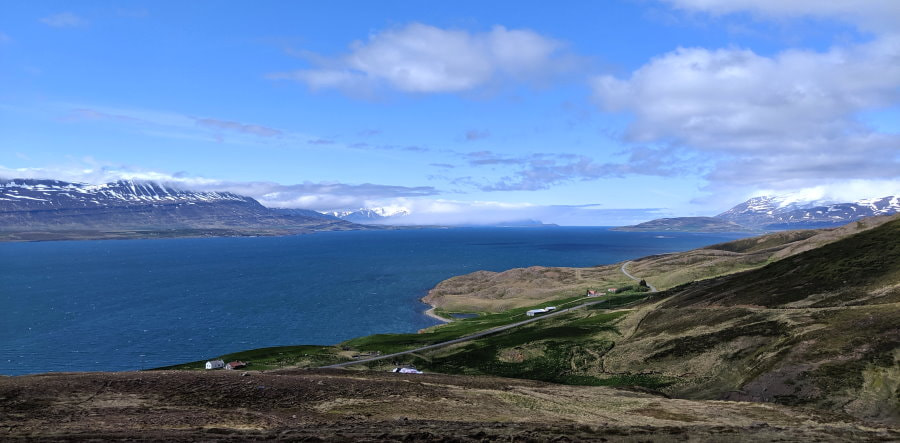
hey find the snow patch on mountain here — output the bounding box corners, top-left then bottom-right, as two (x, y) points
(0, 178), (253, 210)
(321, 206), (411, 223)
(718, 194), (900, 228)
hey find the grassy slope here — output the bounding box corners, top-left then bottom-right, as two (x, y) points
(159, 215), (899, 424)
(628, 214), (898, 290)
(422, 265), (632, 312)
(155, 292), (647, 371)
(370, 217), (900, 424)
(422, 215), (898, 315)
(156, 344), (344, 371)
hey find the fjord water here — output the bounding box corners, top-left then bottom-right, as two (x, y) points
(0, 228), (749, 375)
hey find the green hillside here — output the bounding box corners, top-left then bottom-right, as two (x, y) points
(163, 216), (900, 426)
(361, 217), (900, 425)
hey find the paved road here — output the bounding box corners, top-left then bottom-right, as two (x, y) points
(621, 261), (658, 292)
(320, 299), (606, 369)
(322, 262), (654, 369)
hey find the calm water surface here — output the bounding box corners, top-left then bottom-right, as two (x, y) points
(0, 227), (750, 375)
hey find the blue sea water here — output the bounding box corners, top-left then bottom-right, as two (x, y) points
(0, 227), (750, 375)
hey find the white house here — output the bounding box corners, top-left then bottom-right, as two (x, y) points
(526, 306), (557, 317)
(205, 359), (225, 370)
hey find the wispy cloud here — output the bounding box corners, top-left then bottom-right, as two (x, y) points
(349, 143), (431, 153)
(59, 104), (309, 145)
(461, 148), (696, 192)
(465, 129), (490, 141)
(0, 32), (11, 44)
(662, 0), (900, 33)
(194, 117), (282, 137)
(40, 12), (88, 28)
(270, 23), (577, 96)
(465, 151), (528, 166)
(67, 108), (142, 123)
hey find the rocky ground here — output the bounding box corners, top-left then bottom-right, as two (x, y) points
(2, 369), (897, 441)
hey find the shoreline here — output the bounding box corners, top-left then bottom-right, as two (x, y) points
(424, 307), (451, 323)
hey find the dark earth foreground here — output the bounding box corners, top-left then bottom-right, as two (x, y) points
(2, 369), (897, 442)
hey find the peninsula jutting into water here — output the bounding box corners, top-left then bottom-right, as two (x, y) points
(0, 227), (749, 375)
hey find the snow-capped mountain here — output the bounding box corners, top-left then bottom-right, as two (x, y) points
(0, 178), (356, 237)
(717, 195), (900, 229)
(322, 207), (411, 224)
(715, 195), (823, 228)
(0, 178), (256, 211)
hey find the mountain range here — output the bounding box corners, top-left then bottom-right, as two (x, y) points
(5, 177), (899, 237)
(0, 178), (363, 241)
(617, 194), (900, 232)
(322, 207), (411, 224)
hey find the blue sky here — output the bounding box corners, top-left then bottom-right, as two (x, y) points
(1, 1), (898, 225)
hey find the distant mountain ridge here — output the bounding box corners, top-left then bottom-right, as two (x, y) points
(0, 178), (364, 241)
(717, 195), (900, 229)
(617, 194), (900, 232)
(322, 207), (411, 224)
(612, 216), (752, 232)
(0, 178), (256, 210)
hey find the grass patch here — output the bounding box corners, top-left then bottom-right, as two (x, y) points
(397, 310), (675, 390)
(587, 292), (652, 310)
(646, 320), (787, 361)
(152, 345), (344, 371)
(663, 217), (900, 308)
(343, 295), (594, 354)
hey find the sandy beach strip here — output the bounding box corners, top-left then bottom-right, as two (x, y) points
(424, 307), (451, 323)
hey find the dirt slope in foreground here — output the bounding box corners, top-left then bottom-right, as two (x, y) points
(1, 369), (897, 441)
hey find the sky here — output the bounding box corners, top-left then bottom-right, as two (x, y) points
(1, 1), (898, 225)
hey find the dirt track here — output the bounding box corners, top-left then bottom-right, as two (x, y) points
(2, 369), (897, 441)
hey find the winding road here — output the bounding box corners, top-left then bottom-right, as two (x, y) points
(621, 261), (658, 292)
(321, 261), (656, 369)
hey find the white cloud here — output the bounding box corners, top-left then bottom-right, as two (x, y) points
(750, 179), (900, 204)
(39, 12), (88, 28)
(592, 34), (900, 191)
(662, 0), (900, 33)
(270, 23), (572, 94)
(373, 199), (663, 226)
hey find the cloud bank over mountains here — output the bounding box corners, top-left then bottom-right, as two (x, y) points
(0, 163), (665, 225)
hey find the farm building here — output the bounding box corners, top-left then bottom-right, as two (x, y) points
(205, 360), (225, 370)
(224, 361), (247, 370)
